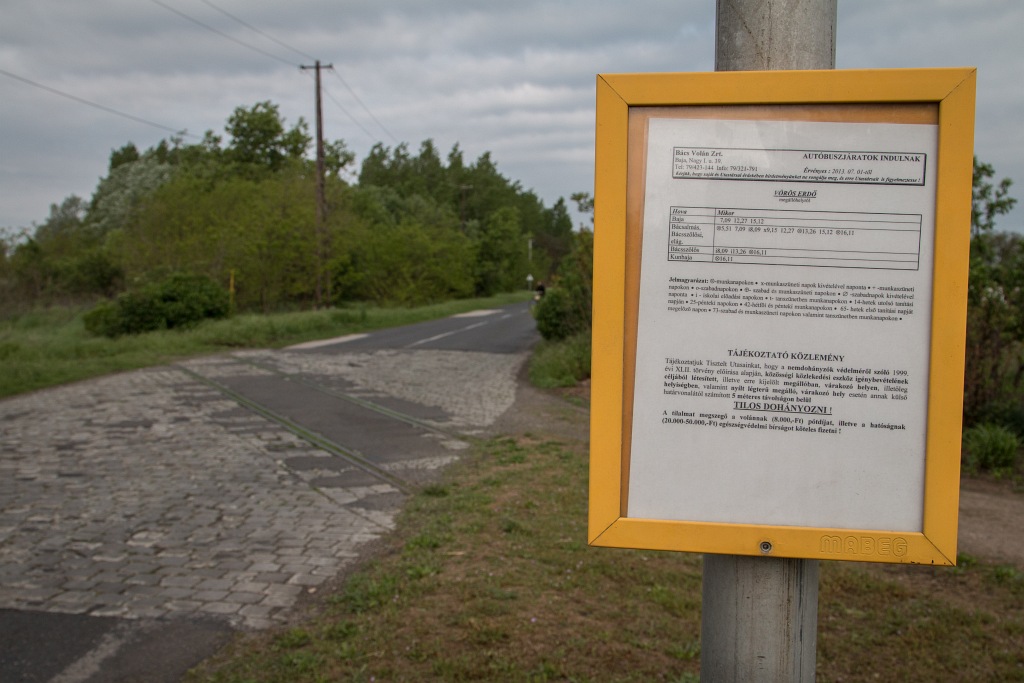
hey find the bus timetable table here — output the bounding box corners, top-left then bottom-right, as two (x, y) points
(667, 206), (922, 271)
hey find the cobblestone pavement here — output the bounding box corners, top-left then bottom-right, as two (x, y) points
(0, 347), (526, 631)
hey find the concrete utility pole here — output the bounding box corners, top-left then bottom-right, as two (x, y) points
(702, 2), (836, 682)
(715, 0), (836, 71)
(300, 60), (333, 307)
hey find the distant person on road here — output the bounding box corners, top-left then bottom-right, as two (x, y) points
(534, 282), (546, 302)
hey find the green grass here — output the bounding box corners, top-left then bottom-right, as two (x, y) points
(188, 431), (1024, 682)
(0, 292), (530, 399)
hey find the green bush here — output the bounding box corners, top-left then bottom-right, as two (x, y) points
(148, 272), (231, 329)
(974, 401), (1024, 439)
(962, 422), (1020, 473)
(82, 300), (124, 338)
(83, 272), (230, 337)
(116, 288), (172, 334)
(533, 288), (579, 340)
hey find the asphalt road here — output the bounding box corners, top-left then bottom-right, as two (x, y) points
(0, 301), (539, 682)
(286, 302), (539, 354)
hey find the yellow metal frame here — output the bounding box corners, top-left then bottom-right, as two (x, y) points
(589, 68), (976, 565)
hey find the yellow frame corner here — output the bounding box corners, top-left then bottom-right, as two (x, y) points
(589, 68), (976, 565)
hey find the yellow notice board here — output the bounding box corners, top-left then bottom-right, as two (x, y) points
(589, 68), (976, 565)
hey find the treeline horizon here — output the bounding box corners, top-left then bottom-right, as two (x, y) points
(0, 100), (580, 313)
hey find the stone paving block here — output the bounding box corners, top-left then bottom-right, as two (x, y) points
(226, 592), (264, 605)
(306, 556), (340, 567)
(248, 562), (280, 572)
(196, 578), (234, 592)
(259, 594), (298, 608)
(199, 602), (241, 615)
(193, 590), (230, 602)
(93, 582), (129, 596)
(287, 574), (327, 587)
(160, 587), (197, 600)
(239, 604), (279, 620)
(241, 617), (277, 630)
(130, 606), (170, 619)
(264, 584), (304, 598)
(215, 560), (252, 572)
(232, 581), (270, 594)
(311, 565), (344, 577)
(123, 573), (162, 587)
(191, 567), (229, 579)
(62, 578), (99, 591)
(164, 599), (202, 613)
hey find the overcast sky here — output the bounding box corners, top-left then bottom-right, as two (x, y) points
(2, 1), (1022, 234)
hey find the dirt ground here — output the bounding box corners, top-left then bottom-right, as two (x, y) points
(505, 378), (1024, 570)
(958, 476), (1024, 566)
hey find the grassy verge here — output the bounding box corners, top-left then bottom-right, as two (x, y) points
(527, 331), (591, 389)
(0, 293), (530, 399)
(189, 431), (1024, 682)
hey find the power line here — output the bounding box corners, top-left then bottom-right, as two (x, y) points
(318, 80), (377, 142)
(148, 0), (298, 68)
(329, 70), (399, 144)
(198, 0), (316, 63)
(0, 67), (196, 138)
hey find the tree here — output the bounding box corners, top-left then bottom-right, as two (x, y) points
(570, 191), (595, 221)
(324, 139), (356, 179)
(334, 186), (473, 304)
(87, 154), (175, 237)
(33, 195), (88, 246)
(108, 143), (140, 171)
(531, 196), (573, 276)
(972, 157), (1017, 236)
(473, 207), (526, 296)
(965, 233), (1024, 424)
(964, 159), (1020, 424)
(225, 101), (311, 173)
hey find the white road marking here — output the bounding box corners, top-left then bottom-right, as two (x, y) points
(285, 333), (370, 350)
(50, 622), (136, 683)
(452, 309), (500, 318)
(406, 321), (488, 347)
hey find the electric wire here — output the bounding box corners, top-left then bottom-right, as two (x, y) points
(298, 68), (376, 142)
(198, 0), (317, 63)
(148, 0), (298, 68)
(320, 81), (377, 142)
(296, 68), (374, 144)
(329, 70), (399, 144)
(0, 67), (197, 138)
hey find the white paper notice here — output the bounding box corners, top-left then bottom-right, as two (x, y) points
(627, 117), (938, 532)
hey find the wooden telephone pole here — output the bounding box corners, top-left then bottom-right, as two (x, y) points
(300, 60), (333, 307)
